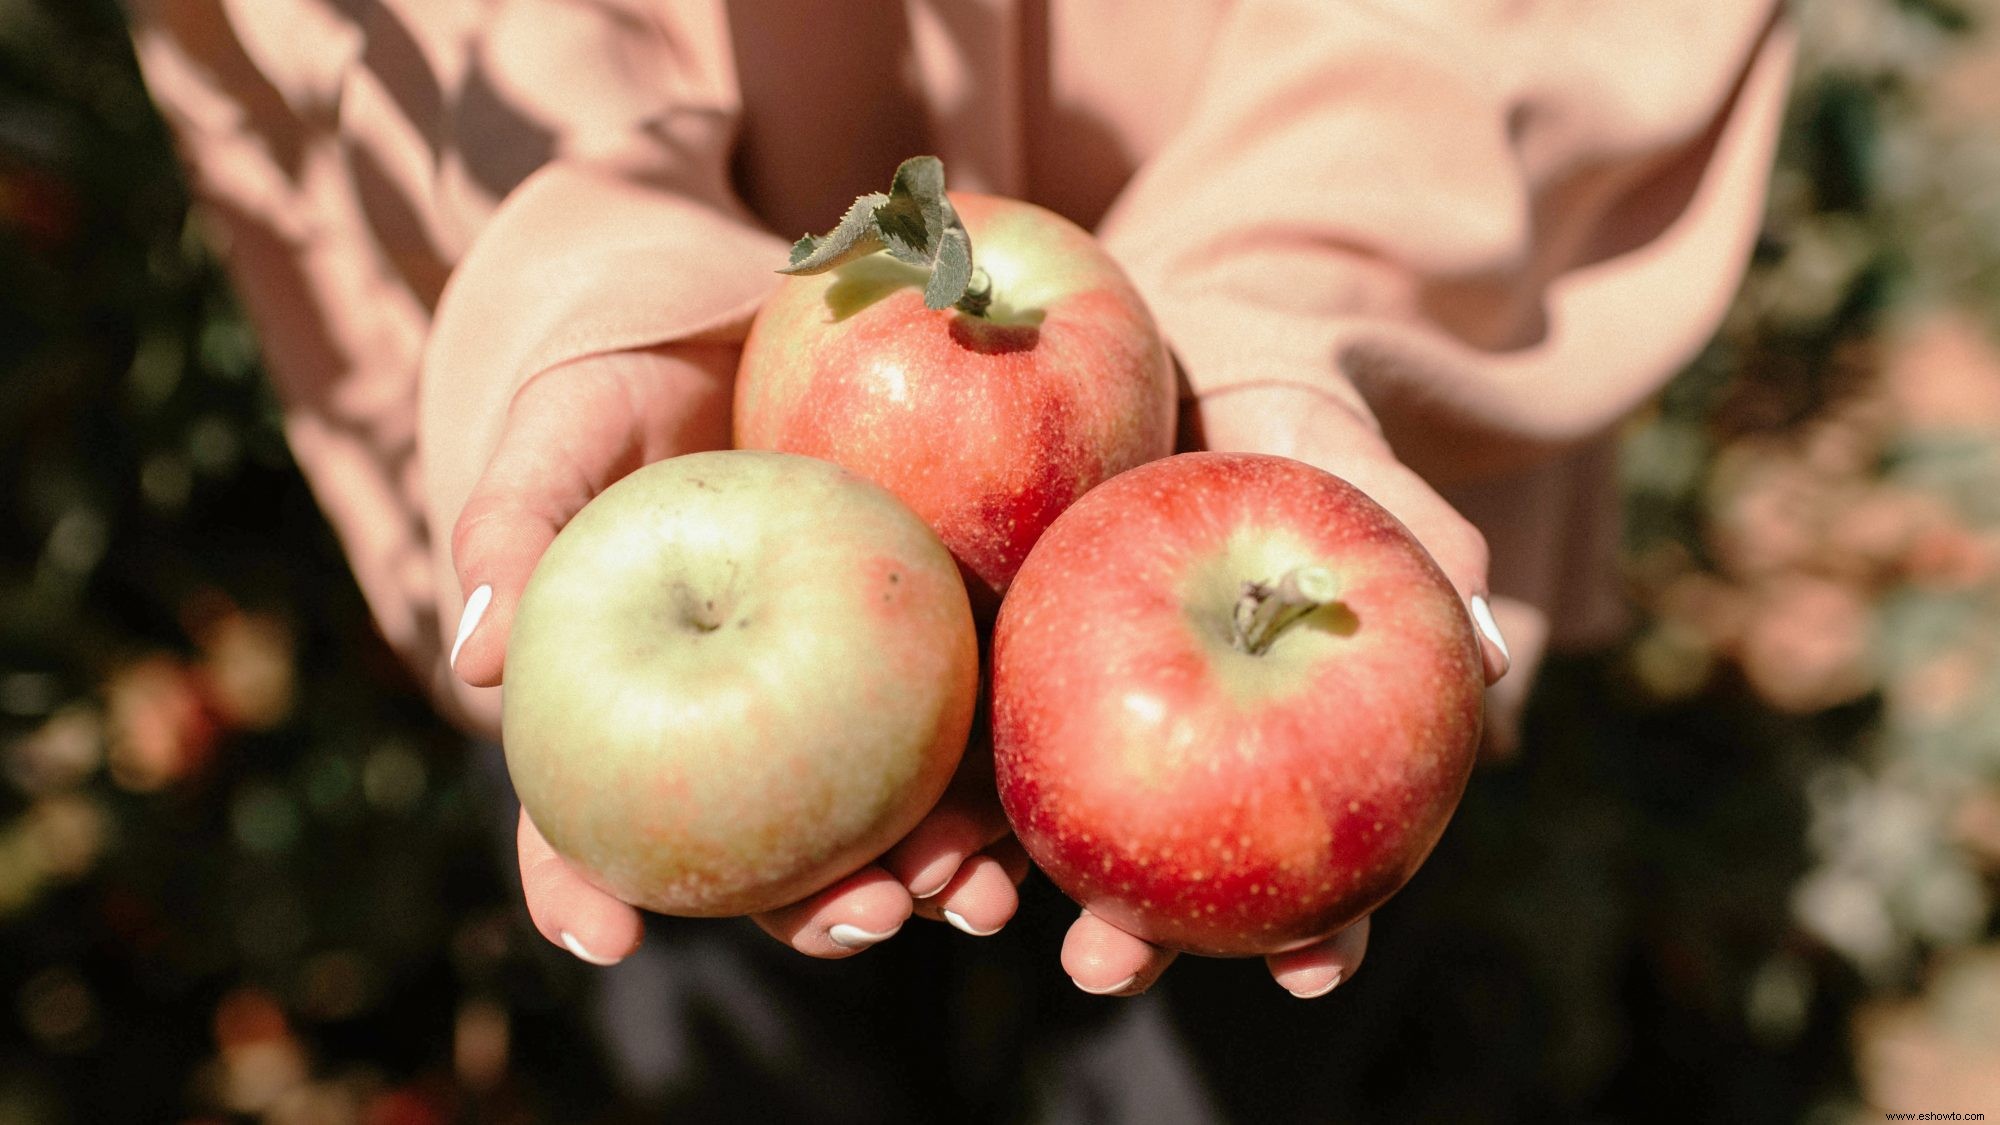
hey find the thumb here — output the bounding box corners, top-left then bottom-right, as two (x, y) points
(447, 343), (736, 687)
(446, 435), (573, 689)
(1335, 459), (1510, 685)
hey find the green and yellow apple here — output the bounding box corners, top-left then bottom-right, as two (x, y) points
(503, 450), (979, 917)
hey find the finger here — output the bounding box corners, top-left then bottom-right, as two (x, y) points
(448, 343), (735, 687)
(517, 809), (644, 967)
(914, 850), (1020, 937)
(912, 836), (1029, 924)
(1061, 909), (1178, 996)
(1264, 916), (1371, 999)
(750, 866), (914, 958)
(1307, 454), (1505, 683)
(990, 833), (1032, 886)
(1467, 593), (1512, 685)
(1284, 451), (1511, 686)
(879, 765), (1011, 901)
(1477, 596), (1543, 759)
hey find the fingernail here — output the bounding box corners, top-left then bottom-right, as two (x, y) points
(942, 909), (1003, 937)
(1285, 969), (1344, 999)
(560, 931), (623, 967)
(451, 584), (493, 669)
(1073, 974), (1138, 996)
(827, 923), (901, 950)
(1468, 595), (1511, 677)
(907, 855), (963, 900)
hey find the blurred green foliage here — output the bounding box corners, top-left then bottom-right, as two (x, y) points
(2, 0), (1998, 1121)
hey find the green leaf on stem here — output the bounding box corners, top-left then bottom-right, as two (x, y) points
(784, 192), (890, 274)
(777, 156), (979, 312)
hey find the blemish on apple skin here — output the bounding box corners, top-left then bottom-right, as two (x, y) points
(947, 314), (1041, 356)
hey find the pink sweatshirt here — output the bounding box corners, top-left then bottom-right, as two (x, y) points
(129, 0), (1792, 737)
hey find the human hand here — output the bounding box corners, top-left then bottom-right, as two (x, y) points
(445, 342), (1026, 966)
(1056, 382), (1511, 998)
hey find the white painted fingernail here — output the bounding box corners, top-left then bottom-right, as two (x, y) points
(1073, 974), (1138, 996)
(827, 923), (901, 950)
(1285, 969), (1344, 999)
(943, 909), (1003, 937)
(560, 931), (622, 967)
(1469, 596), (1510, 672)
(907, 859), (959, 899)
(451, 584), (493, 669)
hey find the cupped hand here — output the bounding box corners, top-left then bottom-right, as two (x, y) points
(448, 343), (1027, 967)
(1056, 382), (1512, 999)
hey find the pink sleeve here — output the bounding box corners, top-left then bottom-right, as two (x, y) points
(417, 157), (785, 573)
(127, 0), (788, 722)
(1098, 0), (1795, 487)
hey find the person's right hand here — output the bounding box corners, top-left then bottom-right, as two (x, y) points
(445, 342), (1027, 967)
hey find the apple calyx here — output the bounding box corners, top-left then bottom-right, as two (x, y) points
(778, 155), (993, 316)
(1231, 565), (1340, 655)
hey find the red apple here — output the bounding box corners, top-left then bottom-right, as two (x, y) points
(991, 452), (1483, 956)
(734, 157), (1174, 610)
(502, 450), (979, 917)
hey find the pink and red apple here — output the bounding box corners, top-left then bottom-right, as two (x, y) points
(735, 175), (1174, 612)
(991, 452), (1484, 956)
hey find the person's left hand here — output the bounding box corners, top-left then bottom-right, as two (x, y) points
(1052, 381), (1510, 999)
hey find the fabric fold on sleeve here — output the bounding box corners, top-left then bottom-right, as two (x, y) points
(1097, 0), (1793, 486)
(1096, 0), (1792, 713)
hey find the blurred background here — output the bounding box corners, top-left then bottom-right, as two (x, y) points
(4, 0), (1999, 1121)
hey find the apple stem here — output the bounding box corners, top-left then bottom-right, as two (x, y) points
(957, 267), (994, 317)
(1232, 566), (1340, 655)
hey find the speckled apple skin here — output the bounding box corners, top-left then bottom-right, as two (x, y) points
(502, 451), (978, 918)
(992, 453), (1484, 956)
(734, 193), (1175, 614)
